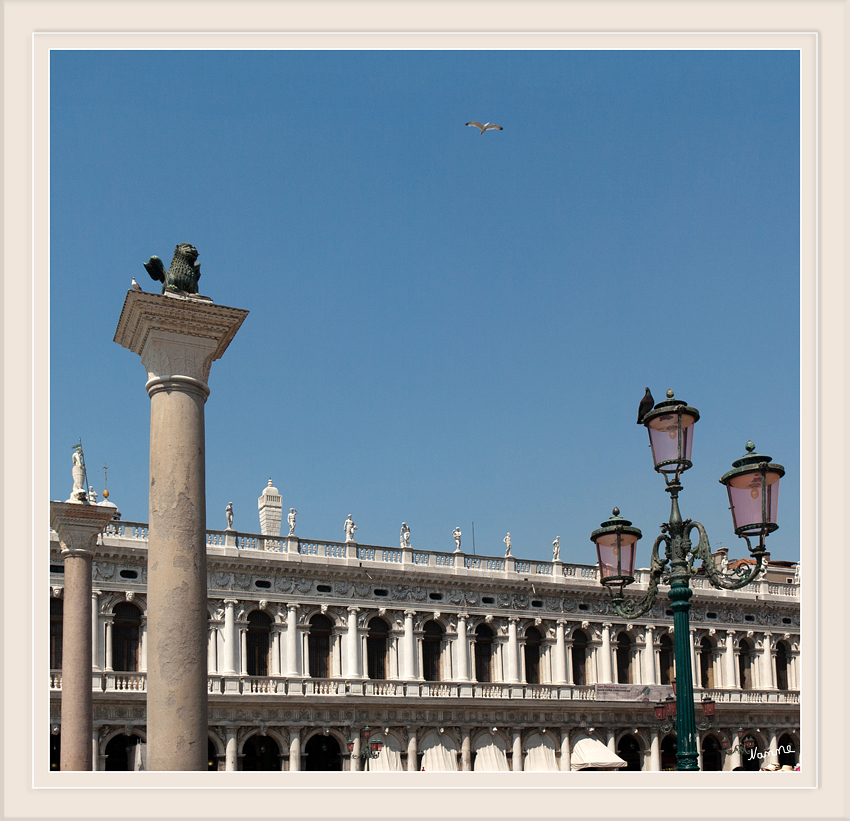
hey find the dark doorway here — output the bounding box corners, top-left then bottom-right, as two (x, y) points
(661, 735), (678, 771)
(617, 735), (642, 771)
(242, 734), (280, 771)
(50, 732), (60, 770)
(246, 611), (271, 677)
(778, 733), (797, 767)
(422, 621), (443, 681)
(104, 733), (141, 771)
(524, 627), (542, 684)
(208, 739), (218, 771)
(702, 735), (722, 771)
(571, 630), (588, 685)
(367, 617), (389, 680)
(304, 734), (342, 771)
(474, 624), (494, 683)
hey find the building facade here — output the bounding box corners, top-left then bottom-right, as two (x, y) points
(48, 483), (800, 773)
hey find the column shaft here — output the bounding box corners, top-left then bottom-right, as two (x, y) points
(146, 383), (209, 771)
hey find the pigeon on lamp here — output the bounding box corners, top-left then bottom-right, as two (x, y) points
(466, 121), (503, 135)
(637, 387), (654, 424)
(131, 277), (142, 291)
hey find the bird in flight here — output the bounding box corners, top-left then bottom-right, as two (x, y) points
(637, 387), (654, 424)
(466, 121), (503, 135)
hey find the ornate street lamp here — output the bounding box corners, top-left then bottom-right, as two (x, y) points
(591, 390), (784, 771)
(347, 726), (384, 761)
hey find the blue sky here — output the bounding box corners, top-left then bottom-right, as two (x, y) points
(49, 49), (800, 566)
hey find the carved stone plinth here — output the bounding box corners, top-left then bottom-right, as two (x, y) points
(50, 501), (115, 771)
(114, 289), (248, 770)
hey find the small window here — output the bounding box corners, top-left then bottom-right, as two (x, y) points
(744, 615), (755, 622)
(374, 589), (388, 597)
(317, 584), (332, 593)
(578, 604), (589, 611)
(254, 580), (271, 589)
(119, 569), (138, 579)
(706, 612), (717, 619)
(429, 592), (443, 601)
(482, 596), (494, 604)
(782, 617), (791, 625)
(531, 600), (543, 608)
(50, 565), (64, 574)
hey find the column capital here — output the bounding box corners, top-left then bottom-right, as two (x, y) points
(114, 290), (248, 392)
(457, 612), (469, 622)
(224, 598), (239, 607)
(347, 606), (361, 614)
(50, 501), (114, 559)
(286, 603), (300, 612)
(404, 609), (417, 617)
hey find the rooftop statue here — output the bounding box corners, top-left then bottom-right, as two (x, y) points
(69, 443), (88, 502)
(144, 243), (201, 294)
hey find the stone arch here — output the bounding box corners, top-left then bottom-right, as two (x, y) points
(700, 732), (723, 771)
(471, 728), (509, 771)
(419, 728), (459, 772)
(523, 730), (558, 772)
(239, 728), (284, 771)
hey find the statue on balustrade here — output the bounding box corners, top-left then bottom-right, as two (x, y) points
(452, 527), (462, 552)
(504, 532), (512, 557)
(552, 536), (560, 561)
(70, 443), (88, 502)
(225, 502), (234, 530)
(400, 522), (411, 549)
(288, 508), (298, 536)
(344, 514), (357, 543)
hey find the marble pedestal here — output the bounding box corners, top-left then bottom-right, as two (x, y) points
(114, 289), (248, 770)
(50, 501), (115, 771)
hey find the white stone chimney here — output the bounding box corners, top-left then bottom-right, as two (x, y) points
(258, 479), (282, 536)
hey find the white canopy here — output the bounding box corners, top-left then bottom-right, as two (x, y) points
(570, 737), (627, 771)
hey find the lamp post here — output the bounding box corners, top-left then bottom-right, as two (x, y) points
(591, 390), (784, 771)
(347, 726), (384, 767)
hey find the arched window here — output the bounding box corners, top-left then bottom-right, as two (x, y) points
(308, 614), (333, 679)
(474, 624), (494, 683)
(242, 734), (281, 771)
(775, 641), (789, 690)
(659, 635), (674, 686)
(367, 617), (389, 680)
(618, 735), (642, 771)
(571, 629), (588, 686)
(524, 626), (542, 684)
(246, 611), (271, 677)
(702, 735), (722, 771)
(616, 632), (633, 684)
(699, 636), (715, 689)
(50, 598), (63, 670)
(738, 639), (754, 690)
(660, 735), (678, 771)
(112, 603), (141, 672)
(422, 620), (443, 682)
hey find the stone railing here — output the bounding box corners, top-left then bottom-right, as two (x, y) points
(50, 672), (798, 706)
(65, 522), (800, 600)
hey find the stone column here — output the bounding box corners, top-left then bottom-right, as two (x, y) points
(690, 628), (699, 687)
(285, 604), (300, 676)
(649, 730), (661, 771)
(351, 736), (362, 771)
(643, 625), (657, 684)
(91, 590), (101, 669)
(599, 623), (613, 684)
(207, 621), (218, 674)
(406, 730), (418, 771)
(347, 607), (361, 678)
(455, 613), (470, 681)
(289, 731), (301, 772)
(724, 630), (737, 689)
(461, 728), (472, 771)
(560, 732), (571, 771)
(403, 610), (417, 680)
(512, 729), (523, 771)
(606, 730), (616, 753)
(222, 599), (238, 674)
(104, 617), (114, 671)
(507, 618), (520, 683)
(114, 288), (248, 771)
(767, 729), (779, 766)
(269, 625), (281, 676)
(225, 729), (238, 771)
(50, 501), (114, 772)
(554, 620), (567, 684)
(239, 627), (248, 676)
(761, 634), (776, 689)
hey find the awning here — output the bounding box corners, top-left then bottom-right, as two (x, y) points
(570, 737), (627, 770)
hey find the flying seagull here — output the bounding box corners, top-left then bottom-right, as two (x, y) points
(637, 387), (654, 424)
(131, 277), (142, 292)
(466, 121), (503, 135)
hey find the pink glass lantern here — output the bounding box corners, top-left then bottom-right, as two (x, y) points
(591, 509), (642, 592)
(720, 442), (785, 539)
(641, 390), (700, 477)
